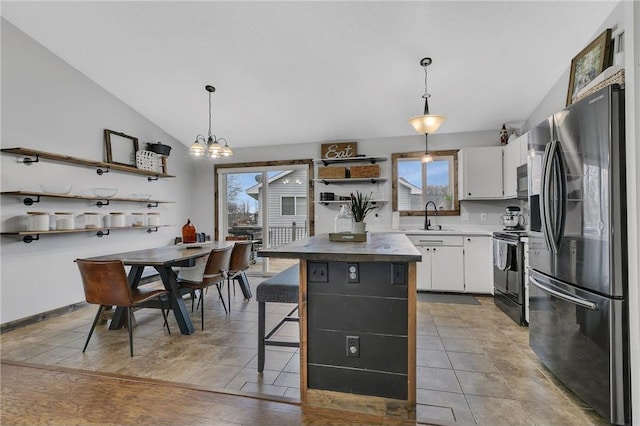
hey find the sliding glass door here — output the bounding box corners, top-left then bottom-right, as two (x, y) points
(217, 164), (310, 275)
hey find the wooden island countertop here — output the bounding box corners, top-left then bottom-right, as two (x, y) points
(258, 233), (421, 421)
(258, 232), (421, 262)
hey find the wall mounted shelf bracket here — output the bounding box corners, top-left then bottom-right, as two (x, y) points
(23, 234), (39, 243)
(22, 196), (41, 206)
(22, 154), (39, 164)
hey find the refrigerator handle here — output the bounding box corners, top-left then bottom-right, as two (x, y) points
(541, 142), (555, 251)
(530, 276), (598, 310)
(552, 141), (567, 248)
(542, 140), (558, 253)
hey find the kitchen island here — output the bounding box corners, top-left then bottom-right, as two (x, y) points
(259, 233), (421, 420)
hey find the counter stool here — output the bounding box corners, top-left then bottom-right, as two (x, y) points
(256, 264), (299, 372)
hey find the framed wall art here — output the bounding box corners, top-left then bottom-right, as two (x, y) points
(104, 129), (139, 167)
(566, 29), (612, 106)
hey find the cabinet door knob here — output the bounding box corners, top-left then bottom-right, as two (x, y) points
(467, 238), (471, 241)
(433, 248), (436, 252)
(468, 192), (471, 196)
(426, 248), (430, 251)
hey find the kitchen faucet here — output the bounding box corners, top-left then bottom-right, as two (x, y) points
(424, 201), (438, 230)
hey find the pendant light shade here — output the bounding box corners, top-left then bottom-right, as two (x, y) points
(409, 57), (447, 135)
(409, 114), (447, 134)
(190, 85), (232, 159)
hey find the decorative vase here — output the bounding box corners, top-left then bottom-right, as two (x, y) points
(182, 219), (196, 243)
(500, 124), (509, 145)
(353, 221), (366, 234)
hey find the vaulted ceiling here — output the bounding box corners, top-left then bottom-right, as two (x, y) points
(2, 1), (618, 149)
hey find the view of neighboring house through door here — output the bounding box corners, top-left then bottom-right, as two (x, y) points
(215, 160), (313, 275)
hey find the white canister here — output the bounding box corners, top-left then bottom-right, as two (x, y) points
(83, 212), (102, 229)
(109, 212), (126, 228)
(146, 212), (160, 227)
(131, 212), (146, 227)
(27, 212), (50, 232)
(54, 212), (75, 230)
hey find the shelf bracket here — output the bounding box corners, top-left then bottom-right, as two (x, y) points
(147, 175), (159, 182)
(322, 180), (330, 185)
(23, 196), (41, 206)
(96, 167), (110, 176)
(147, 202), (158, 208)
(322, 160), (329, 166)
(22, 154), (40, 164)
(147, 227), (158, 233)
(370, 179), (377, 184)
(96, 200), (110, 207)
(96, 230), (110, 237)
(370, 159), (377, 164)
(23, 234), (40, 243)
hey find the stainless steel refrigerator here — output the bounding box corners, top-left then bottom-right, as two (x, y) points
(527, 85), (629, 425)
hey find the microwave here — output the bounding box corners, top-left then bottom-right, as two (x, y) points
(516, 164), (528, 200)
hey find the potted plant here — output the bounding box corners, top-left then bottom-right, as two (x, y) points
(349, 191), (376, 234)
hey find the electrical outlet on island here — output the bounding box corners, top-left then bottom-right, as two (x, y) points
(480, 212), (487, 221)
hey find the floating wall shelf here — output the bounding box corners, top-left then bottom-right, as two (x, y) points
(1, 147), (175, 180)
(1, 225), (169, 243)
(1, 191), (173, 208)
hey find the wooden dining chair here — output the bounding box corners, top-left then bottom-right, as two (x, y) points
(177, 245), (233, 327)
(76, 259), (171, 357)
(226, 240), (253, 310)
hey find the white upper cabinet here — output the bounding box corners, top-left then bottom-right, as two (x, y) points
(503, 135), (527, 198)
(458, 146), (504, 200)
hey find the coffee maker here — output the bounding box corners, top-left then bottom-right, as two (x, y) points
(501, 206), (525, 230)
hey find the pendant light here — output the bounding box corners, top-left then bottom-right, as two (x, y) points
(189, 85), (232, 158)
(408, 57), (446, 163)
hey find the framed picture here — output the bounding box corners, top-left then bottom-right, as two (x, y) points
(566, 29), (612, 106)
(104, 129), (139, 167)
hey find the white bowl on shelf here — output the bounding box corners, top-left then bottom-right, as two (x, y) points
(40, 184), (72, 194)
(91, 188), (118, 198)
(130, 194), (151, 200)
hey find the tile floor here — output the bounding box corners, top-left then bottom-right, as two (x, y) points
(1, 277), (609, 425)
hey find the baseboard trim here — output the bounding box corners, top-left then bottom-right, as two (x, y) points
(1, 274), (161, 333)
(0, 302), (87, 334)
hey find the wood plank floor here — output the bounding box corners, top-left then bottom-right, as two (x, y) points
(1, 361), (418, 425)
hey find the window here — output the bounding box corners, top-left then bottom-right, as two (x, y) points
(281, 196), (307, 216)
(392, 150), (459, 216)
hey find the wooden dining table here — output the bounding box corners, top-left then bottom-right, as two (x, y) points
(84, 242), (233, 335)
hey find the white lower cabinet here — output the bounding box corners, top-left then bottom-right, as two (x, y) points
(409, 233), (492, 294)
(463, 236), (494, 294)
(410, 235), (464, 292)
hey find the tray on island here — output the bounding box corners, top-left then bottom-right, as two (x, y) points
(329, 232), (367, 242)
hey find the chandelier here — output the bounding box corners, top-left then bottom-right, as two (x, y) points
(189, 85), (232, 158)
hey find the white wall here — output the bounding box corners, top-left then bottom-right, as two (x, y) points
(0, 20), (196, 324)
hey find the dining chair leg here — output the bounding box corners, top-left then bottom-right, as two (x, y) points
(216, 283), (228, 314)
(127, 306), (134, 357)
(227, 277), (231, 313)
(190, 290), (196, 312)
(83, 305), (104, 353)
(200, 290), (205, 330)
